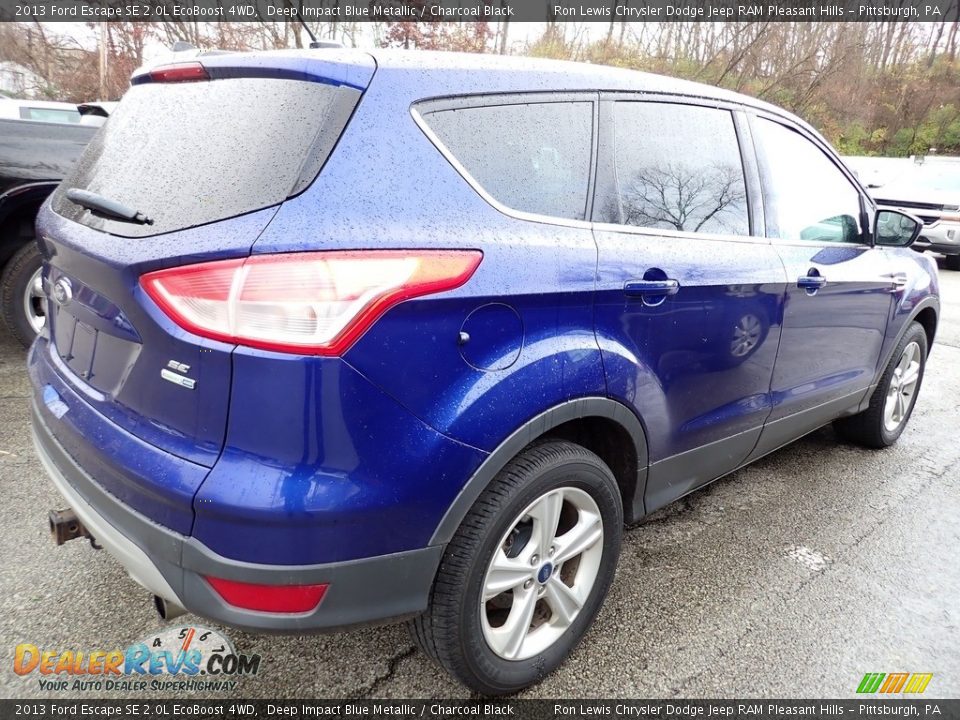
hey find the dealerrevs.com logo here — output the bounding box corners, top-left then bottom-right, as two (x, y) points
(14, 626), (261, 692)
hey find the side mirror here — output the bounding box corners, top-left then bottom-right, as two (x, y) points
(874, 208), (922, 248)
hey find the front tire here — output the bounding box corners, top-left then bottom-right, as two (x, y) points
(1, 234), (45, 348)
(409, 440), (623, 695)
(833, 322), (927, 448)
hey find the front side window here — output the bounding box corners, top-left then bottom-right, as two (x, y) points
(598, 102), (749, 236)
(753, 118), (863, 244)
(423, 101), (593, 220)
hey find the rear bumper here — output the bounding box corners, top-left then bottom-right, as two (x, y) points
(32, 404), (443, 632)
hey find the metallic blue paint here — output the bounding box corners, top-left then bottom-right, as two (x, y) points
(768, 242), (894, 422)
(29, 338), (210, 534)
(192, 349), (487, 564)
(594, 231), (785, 462)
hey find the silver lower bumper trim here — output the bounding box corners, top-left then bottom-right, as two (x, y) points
(32, 425), (183, 606)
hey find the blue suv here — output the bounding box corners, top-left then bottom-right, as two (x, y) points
(30, 50), (939, 694)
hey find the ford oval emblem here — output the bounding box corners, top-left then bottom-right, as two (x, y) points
(53, 277), (72, 307)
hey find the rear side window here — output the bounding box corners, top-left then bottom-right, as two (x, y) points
(752, 118), (863, 244)
(423, 101), (593, 220)
(597, 102), (750, 236)
(53, 78), (359, 237)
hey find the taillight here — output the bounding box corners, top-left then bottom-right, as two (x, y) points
(205, 577), (328, 613)
(141, 250), (482, 355)
(149, 62), (209, 83)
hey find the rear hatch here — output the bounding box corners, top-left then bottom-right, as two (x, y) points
(37, 51), (373, 531)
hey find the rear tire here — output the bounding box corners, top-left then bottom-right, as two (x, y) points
(1, 233), (45, 349)
(945, 254), (960, 271)
(833, 322), (927, 448)
(409, 440), (623, 695)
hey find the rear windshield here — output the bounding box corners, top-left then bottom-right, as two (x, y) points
(53, 77), (359, 237)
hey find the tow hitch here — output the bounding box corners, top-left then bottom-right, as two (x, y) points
(48, 508), (100, 549)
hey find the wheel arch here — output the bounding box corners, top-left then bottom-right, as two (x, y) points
(913, 304), (938, 352)
(893, 297), (939, 363)
(429, 397), (649, 545)
(0, 182), (56, 267)
(855, 296), (939, 415)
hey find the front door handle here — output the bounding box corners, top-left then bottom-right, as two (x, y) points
(623, 279), (680, 298)
(797, 269), (826, 295)
(886, 272), (908, 292)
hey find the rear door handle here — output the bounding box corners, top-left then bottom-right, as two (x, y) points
(797, 271), (827, 294)
(623, 279), (680, 298)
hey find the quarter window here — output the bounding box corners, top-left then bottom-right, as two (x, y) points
(598, 102), (749, 236)
(753, 118), (863, 244)
(423, 101), (593, 220)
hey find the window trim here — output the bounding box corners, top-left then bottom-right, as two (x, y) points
(592, 93), (760, 242)
(411, 92), (599, 229)
(747, 111), (874, 249)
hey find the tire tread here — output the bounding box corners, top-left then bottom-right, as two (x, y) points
(0, 235), (42, 349)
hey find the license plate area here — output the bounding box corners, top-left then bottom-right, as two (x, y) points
(48, 275), (141, 396)
(53, 308), (95, 381)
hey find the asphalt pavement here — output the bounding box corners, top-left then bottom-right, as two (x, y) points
(1, 259), (958, 700)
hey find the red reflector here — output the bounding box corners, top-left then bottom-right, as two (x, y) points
(205, 577), (328, 613)
(149, 63), (209, 83)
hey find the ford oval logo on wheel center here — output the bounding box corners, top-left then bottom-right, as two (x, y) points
(537, 563), (553, 584)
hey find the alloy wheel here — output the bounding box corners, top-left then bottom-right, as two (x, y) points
(884, 341), (921, 432)
(480, 486), (604, 661)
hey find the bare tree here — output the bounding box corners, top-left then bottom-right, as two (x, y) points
(619, 163), (747, 234)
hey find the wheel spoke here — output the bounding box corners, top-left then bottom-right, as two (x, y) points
(884, 391), (897, 427)
(544, 577), (582, 628)
(901, 343), (917, 369)
(489, 587), (538, 659)
(528, 490), (563, 557)
(896, 391), (906, 423)
(900, 363), (920, 393)
(483, 549), (532, 600)
(553, 512), (602, 565)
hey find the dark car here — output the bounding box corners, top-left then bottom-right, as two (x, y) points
(0, 99), (104, 346)
(31, 50), (938, 694)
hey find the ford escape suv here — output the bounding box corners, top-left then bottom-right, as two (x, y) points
(30, 49), (939, 694)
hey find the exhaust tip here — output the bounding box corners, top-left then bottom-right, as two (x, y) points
(153, 595), (187, 621)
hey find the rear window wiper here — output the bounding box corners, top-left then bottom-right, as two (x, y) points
(65, 188), (153, 225)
